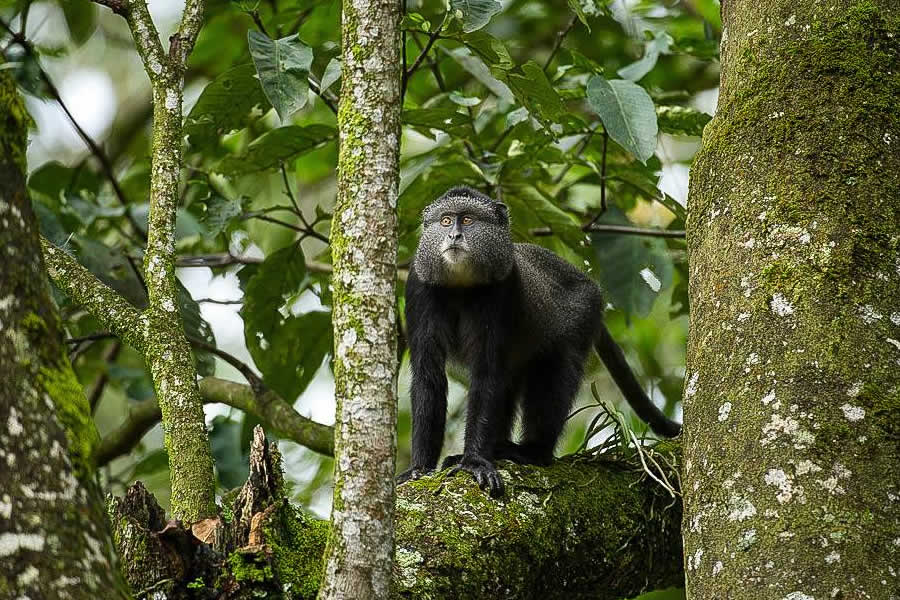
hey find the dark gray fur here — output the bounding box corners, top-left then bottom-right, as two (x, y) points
(399, 186), (680, 497)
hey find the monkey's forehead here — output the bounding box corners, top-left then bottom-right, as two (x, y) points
(422, 197), (499, 222)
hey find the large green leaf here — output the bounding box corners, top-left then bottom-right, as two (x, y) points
(185, 63), (271, 149)
(445, 47), (513, 101)
(586, 76), (658, 164)
(241, 245), (332, 401)
(248, 31), (314, 123)
(216, 124), (337, 175)
(590, 207), (674, 317)
(449, 0), (502, 33)
(61, 0), (98, 45)
(505, 61), (566, 124)
(456, 31), (514, 70)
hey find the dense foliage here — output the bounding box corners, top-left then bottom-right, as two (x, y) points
(0, 0), (718, 517)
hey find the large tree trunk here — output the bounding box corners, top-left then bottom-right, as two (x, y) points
(683, 2), (899, 598)
(317, 0), (402, 597)
(0, 70), (129, 600)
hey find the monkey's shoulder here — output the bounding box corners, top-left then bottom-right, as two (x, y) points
(512, 243), (593, 288)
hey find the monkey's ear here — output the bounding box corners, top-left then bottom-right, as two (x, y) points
(494, 202), (509, 226)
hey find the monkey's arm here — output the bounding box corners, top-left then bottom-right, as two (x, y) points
(449, 363), (509, 497)
(398, 278), (449, 483)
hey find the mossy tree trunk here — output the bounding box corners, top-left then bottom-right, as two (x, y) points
(683, 1), (899, 598)
(0, 70), (130, 600)
(316, 0), (402, 598)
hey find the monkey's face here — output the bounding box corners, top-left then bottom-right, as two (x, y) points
(414, 192), (514, 288)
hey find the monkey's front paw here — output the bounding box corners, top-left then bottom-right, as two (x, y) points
(440, 454), (464, 469)
(448, 455), (505, 498)
(396, 466), (432, 485)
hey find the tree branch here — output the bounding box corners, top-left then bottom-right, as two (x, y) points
(90, 0), (128, 16)
(41, 238), (147, 352)
(530, 223), (686, 238)
(95, 377), (335, 466)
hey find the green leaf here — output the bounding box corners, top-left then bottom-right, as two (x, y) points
(590, 207), (674, 317)
(403, 108), (471, 138)
(209, 416), (248, 489)
(242, 245), (333, 401)
(129, 449), (169, 480)
(586, 76), (658, 164)
(566, 0), (591, 32)
(248, 31), (314, 123)
(505, 61), (566, 123)
(617, 32), (672, 82)
(656, 105), (712, 137)
(444, 47), (514, 102)
(449, 0), (502, 33)
(216, 124), (337, 175)
(185, 63), (271, 149)
(61, 0), (98, 45)
(176, 279), (217, 377)
(457, 31), (513, 69)
(320, 58), (341, 92)
(197, 193), (244, 236)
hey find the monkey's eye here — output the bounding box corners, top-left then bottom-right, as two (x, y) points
(440, 216), (453, 227)
(461, 215), (474, 225)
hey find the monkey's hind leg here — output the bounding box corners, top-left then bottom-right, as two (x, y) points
(517, 352), (584, 466)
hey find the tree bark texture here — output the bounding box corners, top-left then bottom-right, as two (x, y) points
(318, 0), (402, 597)
(110, 431), (682, 599)
(683, 2), (899, 598)
(0, 70), (129, 600)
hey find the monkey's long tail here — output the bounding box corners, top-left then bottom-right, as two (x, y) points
(594, 323), (682, 438)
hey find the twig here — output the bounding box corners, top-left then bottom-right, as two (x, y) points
(543, 14), (577, 72)
(65, 332), (117, 345)
(530, 223), (686, 238)
(402, 23), (443, 99)
(89, 341), (122, 413)
(90, 0), (128, 16)
(188, 336), (264, 393)
(195, 298), (243, 305)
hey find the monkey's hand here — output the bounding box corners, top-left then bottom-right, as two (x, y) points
(396, 466), (433, 485)
(447, 454), (505, 498)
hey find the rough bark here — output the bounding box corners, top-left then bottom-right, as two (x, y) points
(683, 2), (900, 598)
(110, 428), (683, 599)
(110, 427), (328, 600)
(0, 69), (129, 600)
(317, 0), (403, 597)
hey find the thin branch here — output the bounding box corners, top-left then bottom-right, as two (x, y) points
(543, 13), (577, 72)
(249, 10), (270, 38)
(95, 377), (335, 466)
(65, 332), (117, 345)
(281, 164), (304, 218)
(195, 298), (243, 305)
(188, 336), (264, 392)
(89, 341), (122, 413)
(308, 76), (339, 114)
(402, 24), (443, 99)
(41, 238), (148, 352)
(170, 0), (204, 69)
(90, 0), (128, 16)
(530, 223), (686, 238)
(176, 253), (263, 267)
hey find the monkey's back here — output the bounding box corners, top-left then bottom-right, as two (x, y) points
(511, 243), (604, 353)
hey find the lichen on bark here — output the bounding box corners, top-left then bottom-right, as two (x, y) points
(318, 0), (403, 597)
(0, 68), (129, 600)
(683, 2), (899, 597)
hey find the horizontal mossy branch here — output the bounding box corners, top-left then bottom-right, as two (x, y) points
(95, 377), (334, 465)
(40, 237), (147, 353)
(392, 453), (684, 599)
